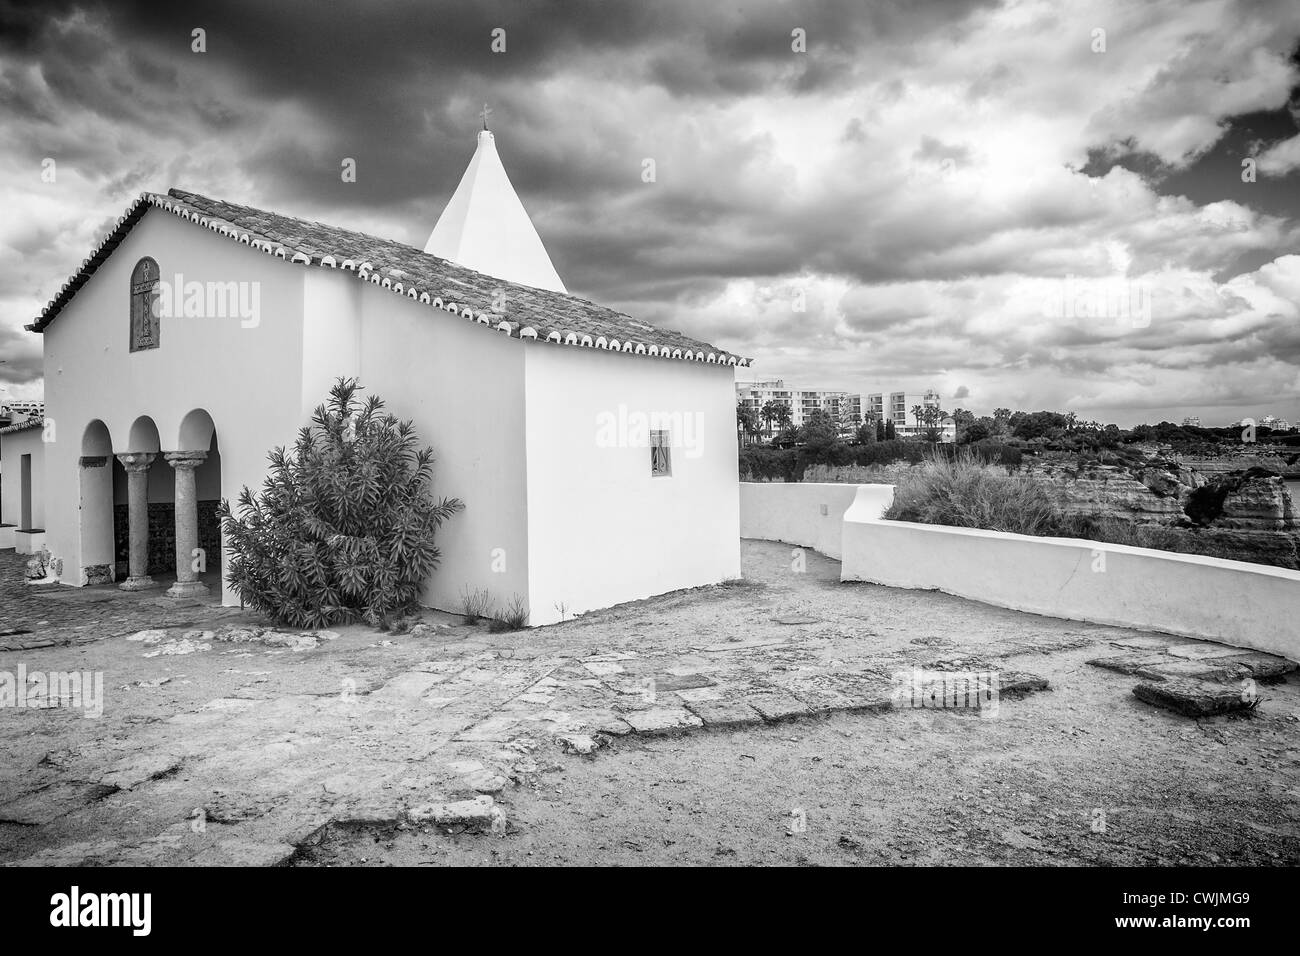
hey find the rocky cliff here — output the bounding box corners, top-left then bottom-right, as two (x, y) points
(1022, 457), (1200, 523)
(1024, 456), (1298, 568)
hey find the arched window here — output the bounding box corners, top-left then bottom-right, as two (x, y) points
(130, 257), (160, 352)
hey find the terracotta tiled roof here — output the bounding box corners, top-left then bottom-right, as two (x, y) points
(28, 189), (751, 368)
(0, 417), (43, 435)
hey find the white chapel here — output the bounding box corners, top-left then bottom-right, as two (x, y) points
(4, 128), (747, 625)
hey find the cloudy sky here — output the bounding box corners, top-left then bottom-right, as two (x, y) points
(2, 0), (1299, 426)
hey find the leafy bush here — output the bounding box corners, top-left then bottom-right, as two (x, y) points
(884, 449), (1064, 535)
(740, 438), (952, 480)
(847, 440), (927, 468)
(739, 445), (801, 481)
(219, 378), (464, 628)
(962, 439), (1023, 470)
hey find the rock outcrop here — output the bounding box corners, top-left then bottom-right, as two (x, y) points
(1023, 457), (1200, 523)
(1025, 456), (1298, 568)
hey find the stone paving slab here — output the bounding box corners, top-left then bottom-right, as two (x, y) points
(997, 672), (1052, 696)
(1089, 653), (1198, 675)
(1133, 678), (1256, 718)
(745, 692), (811, 723)
(653, 673), (716, 692)
(621, 708), (704, 735)
(1135, 659), (1252, 682)
(1167, 643), (1259, 660)
(1222, 653), (1298, 680)
(683, 698), (765, 730)
(1087, 639), (1295, 719)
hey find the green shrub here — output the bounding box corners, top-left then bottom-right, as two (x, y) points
(739, 445), (800, 481)
(963, 440), (1023, 470)
(884, 449), (1063, 535)
(738, 435), (1025, 481)
(219, 377), (464, 628)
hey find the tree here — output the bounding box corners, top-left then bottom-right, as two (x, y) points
(951, 407), (976, 442)
(1010, 410), (1071, 441)
(799, 408), (841, 450)
(915, 404), (948, 443)
(855, 418), (878, 445)
(836, 400), (860, 436)
(219, 378), (464, 628)
(759, 400), (781, 438)
(773, 424), (800, 447)
(884, 420), (897, 440)
(736, 403), (760, 445)
(773, 401), (793, 433)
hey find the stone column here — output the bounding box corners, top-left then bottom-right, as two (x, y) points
(165, 451), (210, 600)
(116, 452), (159, 591)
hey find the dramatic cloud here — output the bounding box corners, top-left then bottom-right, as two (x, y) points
(1, 0), (1298, 425)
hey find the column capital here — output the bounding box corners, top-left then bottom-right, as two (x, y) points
(115, 452), (156, 472)
(164, 450), (208, 470)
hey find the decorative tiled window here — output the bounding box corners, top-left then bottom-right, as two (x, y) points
(650, 430), (672, 477)
(130, 257), (161, 352)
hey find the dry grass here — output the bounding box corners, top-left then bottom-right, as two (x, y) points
(884, 449), (1064, 535)
(460, 586), (494, 624)
(488, 594), (529, 632)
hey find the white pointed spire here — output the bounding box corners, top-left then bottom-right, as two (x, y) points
(424, 129), (567, 293)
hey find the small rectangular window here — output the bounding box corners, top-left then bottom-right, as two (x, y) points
(650, 430), (672, 477)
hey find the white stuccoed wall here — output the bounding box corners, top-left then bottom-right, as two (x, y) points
(350, 271), (531, 621)
(0, 427), (46, 530)
(523, 347), (741, 626)
(739, 481), (886, 559)
(838, 485), (1300, 659)
(41, 209), (308, 600)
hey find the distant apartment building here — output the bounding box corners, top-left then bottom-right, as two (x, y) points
(736, 380), (861, 430)
(0, 401), (44, 427)
(1229, 414), (1294, 430)
(1181, 416), (1201, 427)
(865, 388), (954, 440)
(739, 381), (954, 441)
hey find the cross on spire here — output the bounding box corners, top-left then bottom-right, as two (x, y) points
(479, 104), (492, 130)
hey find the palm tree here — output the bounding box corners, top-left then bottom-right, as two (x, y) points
(736, 404), (760, 445)
(760, 400), (780, 438)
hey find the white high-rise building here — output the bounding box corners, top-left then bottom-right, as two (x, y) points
(735, 380), (862, 432)
(865, 388), (953, 440)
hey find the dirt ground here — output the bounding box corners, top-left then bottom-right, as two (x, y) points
(299, 662), (1300, 867)
(1, 541), (1298, 867)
